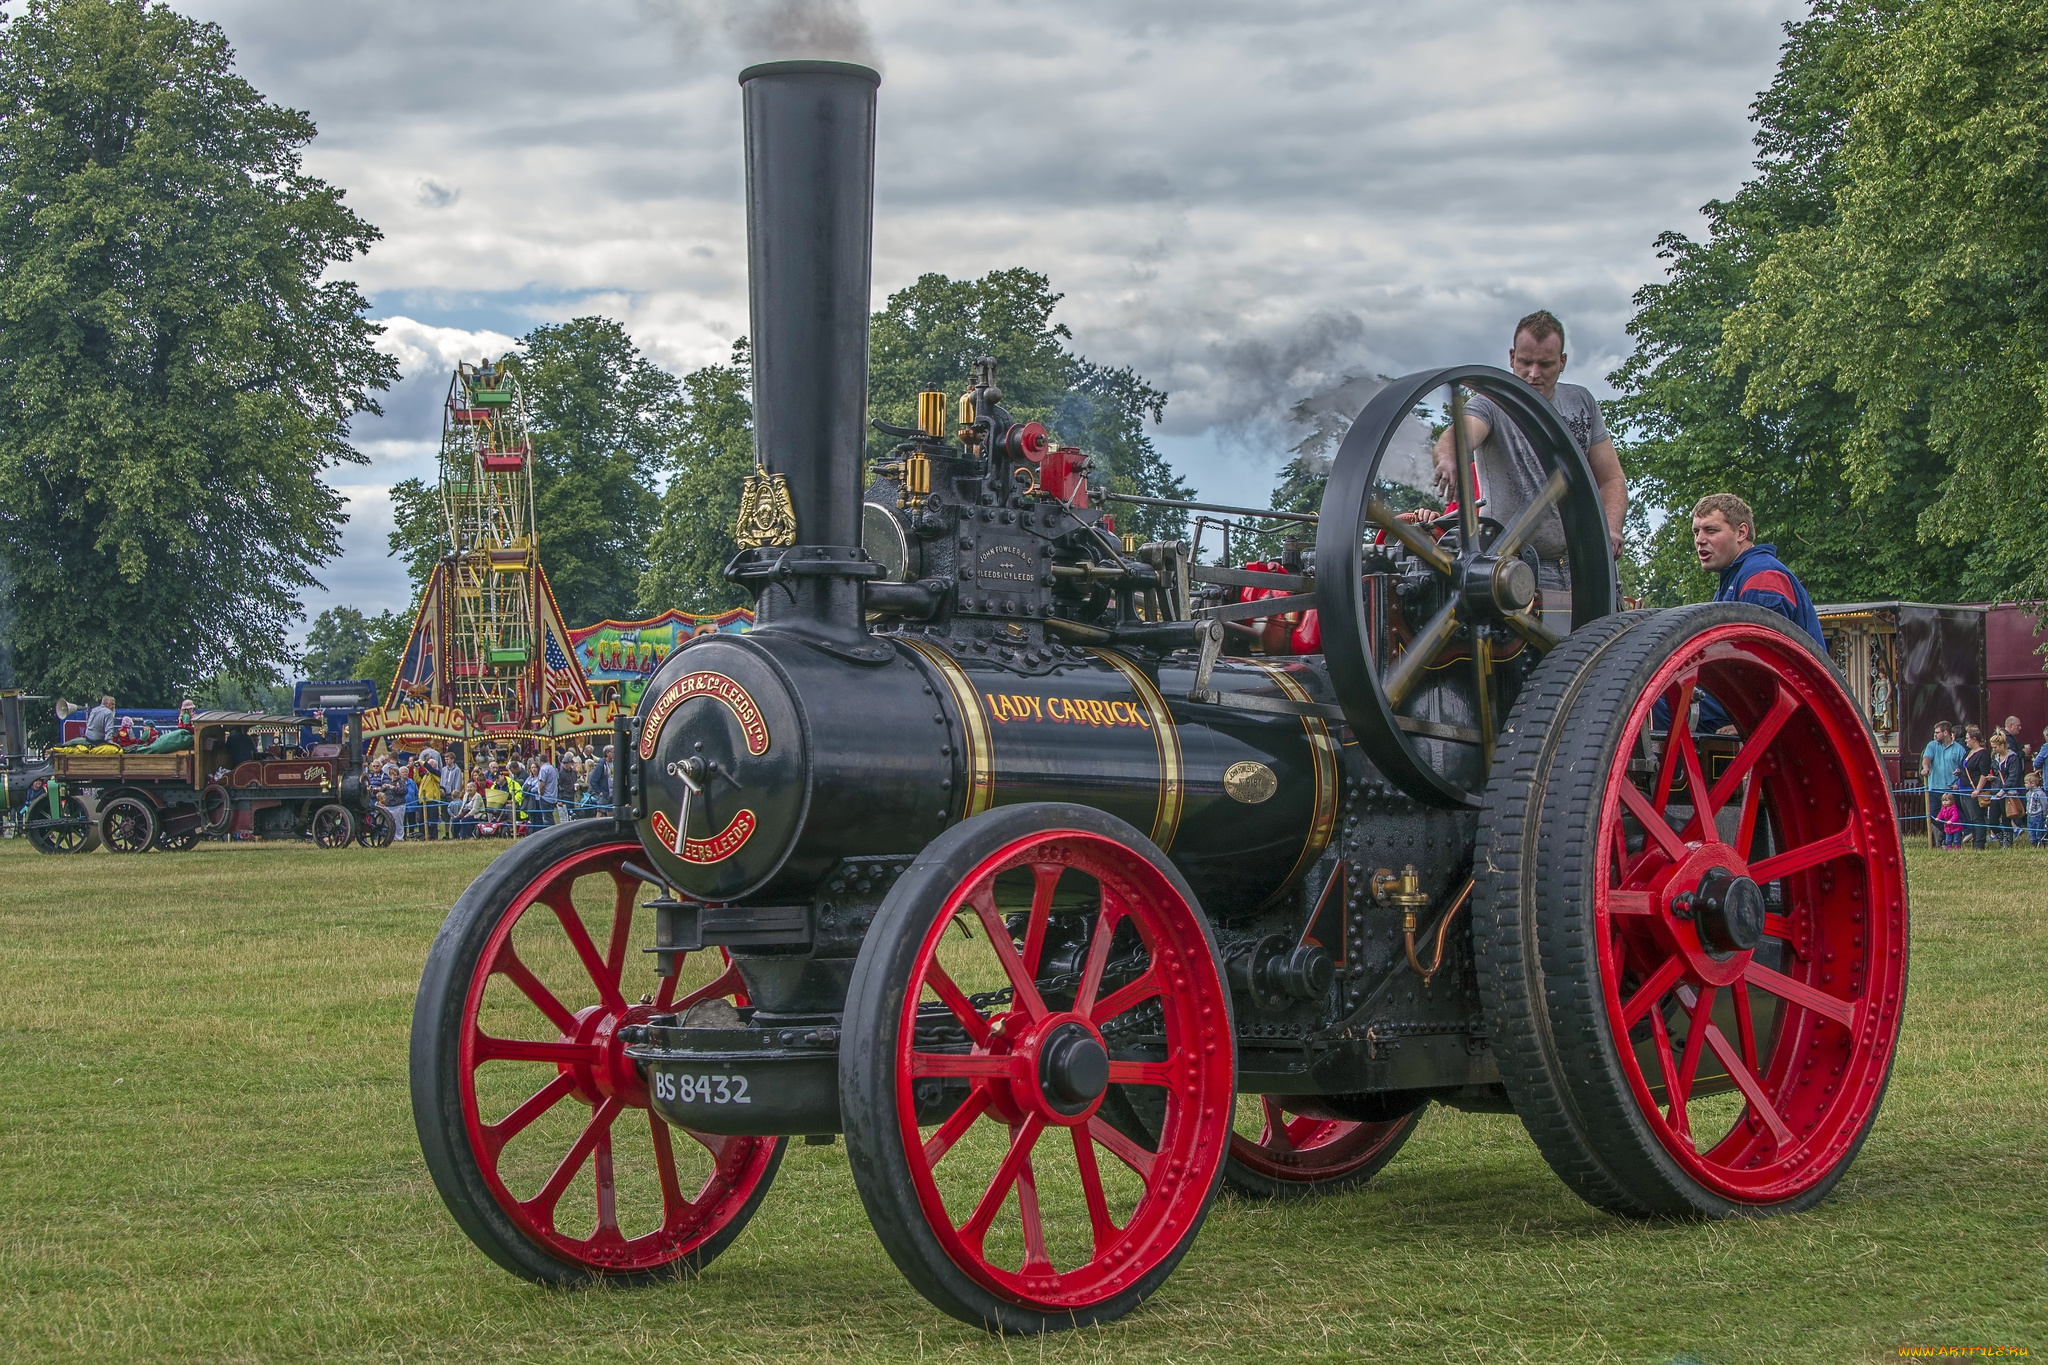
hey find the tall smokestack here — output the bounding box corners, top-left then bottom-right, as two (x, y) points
(732, 59), (882, 654)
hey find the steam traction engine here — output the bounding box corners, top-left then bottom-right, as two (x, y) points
(410, 61), (1908, 1333)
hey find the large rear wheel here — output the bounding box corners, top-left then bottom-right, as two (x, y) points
(411, 819), (785, 1283)
(842, 803), (1234, 1333)
(1475, 603), (1907, 1217)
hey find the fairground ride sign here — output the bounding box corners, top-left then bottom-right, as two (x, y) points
(360, 700), (476, 743)
(537, 697), (628, 736)
(566, 608), (752, 710)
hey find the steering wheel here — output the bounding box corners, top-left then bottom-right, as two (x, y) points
(1314, 365), (1616, 809)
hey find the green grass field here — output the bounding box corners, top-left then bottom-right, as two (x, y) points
(1, 832), (2042, 1363)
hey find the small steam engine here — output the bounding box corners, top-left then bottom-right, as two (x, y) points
(411, 61), (1908, 1333)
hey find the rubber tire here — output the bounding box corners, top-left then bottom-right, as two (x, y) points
(100, 795), (159, 854)
(1219, 1104), (1424, 1200)
(358, 806), (396, 848)
(312, 804), (356, 849)
(410, 817), (787, 1285)
(840, 802), (1234, 1334)
(1473, 602), (1897, 1219)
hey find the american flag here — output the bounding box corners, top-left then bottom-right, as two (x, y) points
(541, 625), (591, 707)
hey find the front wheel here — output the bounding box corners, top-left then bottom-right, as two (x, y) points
(410, 819), (786, 1284)
(26, 793), (99, 855)
(841, 803), (1235, 1334)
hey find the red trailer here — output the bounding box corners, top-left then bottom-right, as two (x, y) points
(1984, 602), (2048, 752)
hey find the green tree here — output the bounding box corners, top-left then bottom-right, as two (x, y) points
(0, 559), (14, 688)
(1721, 0), (2045, 603)
(639, 341), (754, 614)
(189, 670), (292, 713)
(300, 605), (374, 680)
(1609, 0), (1975, 607)
(867, 269), (1194, 542)
(353, 608), (413, 700)
(384, 477), (445, 595)
(512, 318), (675, 626)
(639, 272), (1201, 611)
(0, 0), (397, 705)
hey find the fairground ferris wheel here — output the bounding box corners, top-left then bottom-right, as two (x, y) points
(437, 359), (539, 724)
(380, 357), (594, 747)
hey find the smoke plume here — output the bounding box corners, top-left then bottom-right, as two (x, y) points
(636, 0), (880, 70)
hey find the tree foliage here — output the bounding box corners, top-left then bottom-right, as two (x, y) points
(639, 341), (754, 614)
(299, 604), (373, 681)
(637, 270), (1199, 611)
(511, 317), (674, 626)
(1719, 0), (2045, 603)
(384, 476), (443, 596)
(352, 607), (412, 698)
(1609, 0), (1983, 608)
(866, 269), (1194, 543)
(0, 0), (397, 704)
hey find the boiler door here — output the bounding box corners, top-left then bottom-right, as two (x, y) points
(634, 639), (809, 902)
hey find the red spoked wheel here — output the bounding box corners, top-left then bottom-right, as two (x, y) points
(1476, 603), (1908, 1217)
(842, 803), (1234, 1333)
(1222, 1096), (1422, 1199)
(411, 819), (785, 1283)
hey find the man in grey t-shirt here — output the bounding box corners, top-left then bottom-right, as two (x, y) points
(83, 695), (117, 745)
(1431, 310), (1628, 631)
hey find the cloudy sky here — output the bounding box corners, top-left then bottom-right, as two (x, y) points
(174, 0), (1807, 631)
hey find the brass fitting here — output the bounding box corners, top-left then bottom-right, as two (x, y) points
(1374, 864), (1430, 917)
(918, 390), (947, 439)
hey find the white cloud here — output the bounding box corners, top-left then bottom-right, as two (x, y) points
(295, 485), (414, 637)
(175, 0), (1803, 616)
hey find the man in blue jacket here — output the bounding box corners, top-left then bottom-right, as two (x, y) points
(1687, 493), (1825, 735)
(1692, 493), (1825, 643)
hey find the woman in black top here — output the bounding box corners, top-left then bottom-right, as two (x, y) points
(1964, 731), (1996, 850)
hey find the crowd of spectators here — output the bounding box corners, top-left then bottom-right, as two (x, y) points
(1922, 716), (2047, 850)
(362, 740), (617, 842)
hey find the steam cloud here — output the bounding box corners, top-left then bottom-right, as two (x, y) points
(1284, 374), (1435, 493)
(636, 0), (879, 69)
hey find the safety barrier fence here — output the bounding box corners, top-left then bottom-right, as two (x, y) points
(1888, 782), (2045, 848)
(381, 794), (612, 841)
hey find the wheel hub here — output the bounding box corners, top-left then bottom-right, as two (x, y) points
(562, 1003), (656, 1107)
(1681, 865), (1765, 956)
(1463, 553), (1535, 616)
(1038, 1022), (1109, 1113)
